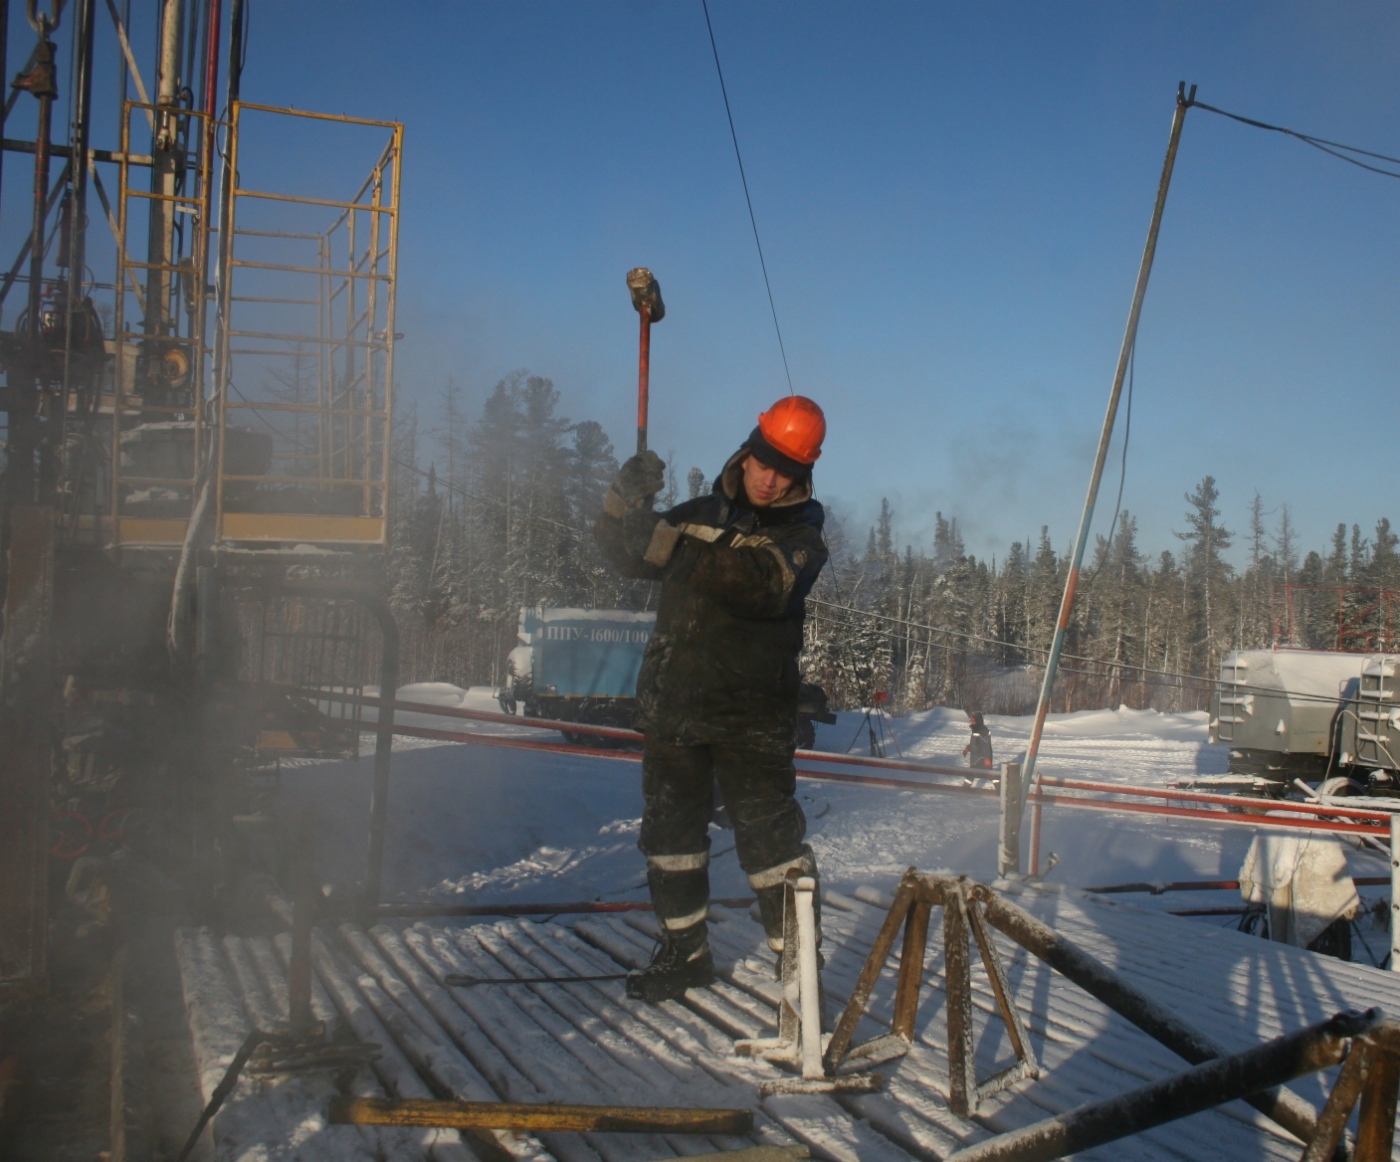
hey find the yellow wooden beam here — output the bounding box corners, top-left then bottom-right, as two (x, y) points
(328, 1097), (753, 1136)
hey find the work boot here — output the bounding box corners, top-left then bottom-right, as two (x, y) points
(626, 923), (715, 1003)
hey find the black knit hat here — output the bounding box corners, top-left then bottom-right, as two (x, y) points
(743, 426), (811, 481)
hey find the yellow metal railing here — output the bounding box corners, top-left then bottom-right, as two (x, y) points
(211, 102), (402, 548)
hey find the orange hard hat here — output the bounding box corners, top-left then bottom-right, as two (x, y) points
(757, 396), (825, 465)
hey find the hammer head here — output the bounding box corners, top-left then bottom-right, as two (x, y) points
(626, 267), (666, 323)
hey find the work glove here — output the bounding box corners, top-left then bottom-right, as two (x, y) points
(614, 450), (666, 505)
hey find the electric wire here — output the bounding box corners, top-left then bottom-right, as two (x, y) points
(701, 0), (795, 395)
(1192, 99), (1400, 181)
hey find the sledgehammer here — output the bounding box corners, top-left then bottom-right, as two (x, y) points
(626, 267), (665, 454)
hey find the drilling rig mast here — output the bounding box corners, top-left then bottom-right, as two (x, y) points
(0, 0), (403, 999)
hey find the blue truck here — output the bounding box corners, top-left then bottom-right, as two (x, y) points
(505, 607), (656, 741)
(504, 605), (836, 747)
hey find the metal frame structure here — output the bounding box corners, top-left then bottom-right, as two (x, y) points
(214, 102), (401, 548)
(1274, 583), (1400, 653)
(823, 869), (1339, 1154)
(110, 100), (217, 548)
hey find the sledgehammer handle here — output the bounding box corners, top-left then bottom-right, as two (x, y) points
(626, 267), (664, 455)
(636, 303), (651, 454)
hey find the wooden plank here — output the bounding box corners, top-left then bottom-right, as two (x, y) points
(329, 1096), (754, 1135)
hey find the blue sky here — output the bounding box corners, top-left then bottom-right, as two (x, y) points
(7, 2), (1400, 564)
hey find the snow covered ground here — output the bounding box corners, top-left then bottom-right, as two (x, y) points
(169, 690), (1400, 1161)
(273, 688), (1392, 961)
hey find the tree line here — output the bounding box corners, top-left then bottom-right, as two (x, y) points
(387, 372), (1400, 714)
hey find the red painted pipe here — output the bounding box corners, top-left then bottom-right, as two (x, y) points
(1043, 775), (1392, 823)
(1088, 876), (1391, 896)
(289, 687), (1394, 836)
(293, 685), (979, 778)
(385, 723), (1385, 835)
(637, 302), (651, 456)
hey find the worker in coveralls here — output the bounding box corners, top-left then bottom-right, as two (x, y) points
(964, 711), (994, 770)
(595, 396), (829, 1002)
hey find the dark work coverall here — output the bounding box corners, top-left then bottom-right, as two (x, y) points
(595, 447), (829, 949)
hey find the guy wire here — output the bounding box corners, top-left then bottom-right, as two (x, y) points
(701, 0), (796, 395)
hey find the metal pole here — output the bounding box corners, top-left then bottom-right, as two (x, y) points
(1389, 813), (1399, 972)
(941, 1009), (1374, 1162)
(0, 0), (9, 235)
(288, 807), (315, 1032)
(636, 302), (650, 454)
(60, 0), (96, 418)
(25, 38), (54, 349)
(971, 880), (1329, 1149)
(793, 875), (824, 1080)
(144, 0), (183, 337)
(1023, 83), (1195, 874)
(360, 597), (399, 912)
(998, 761), (1022, 877)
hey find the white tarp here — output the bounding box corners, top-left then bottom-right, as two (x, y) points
(1239, 833), (1359, 948)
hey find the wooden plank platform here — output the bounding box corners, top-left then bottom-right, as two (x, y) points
(174, 879), (1400, 1160)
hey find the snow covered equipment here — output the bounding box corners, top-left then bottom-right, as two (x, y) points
(737, 872), (883, 1095)
(625, 921), (716, 1003)
(626, 267), (665, 455)
(1238, 833), (1360, 953)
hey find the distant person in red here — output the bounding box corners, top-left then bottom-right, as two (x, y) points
(964, 711), (993, 770)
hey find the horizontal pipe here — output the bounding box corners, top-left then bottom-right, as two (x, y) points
(378, 722), (1385, 836)
(236, 100), (402, 130)
(373, 897), (756, 918)
(230, 257), (391, 279)
(1087, 877), (1391, 895)
(232, 188), (395, 214)
(1033, 789), (1386, 837)
(942, 1008), (1374, 1162)
(1045, 775), (1393, 823)
(227, 328), (390, 348)
(329, 1096), (753, 1135)
(293, 685), (985, 777)
(295, 688), (1390, 835)
(1168, 907), (1248, 917)
(1, 137), (154, 165)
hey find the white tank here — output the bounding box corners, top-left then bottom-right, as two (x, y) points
(1211, 649), (1365, 776)
(1341, 655), (1400, 772)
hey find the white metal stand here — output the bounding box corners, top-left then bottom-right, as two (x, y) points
(735, 874), (883, 1095)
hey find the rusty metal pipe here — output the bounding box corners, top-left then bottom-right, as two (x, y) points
(942, 1009), (1376, 1162)
(287, 807), (315, 1032)
(970, 882), (1331, 1150)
